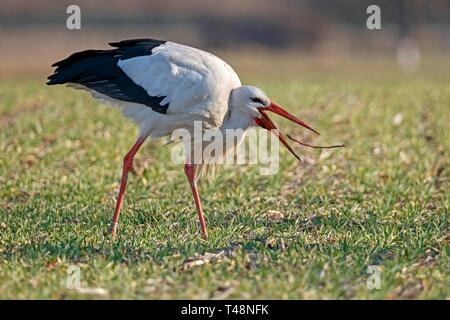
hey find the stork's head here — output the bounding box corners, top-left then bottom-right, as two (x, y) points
(230, 85), (320, 162)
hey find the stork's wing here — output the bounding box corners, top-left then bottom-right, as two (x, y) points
(47, 39), (241, 127)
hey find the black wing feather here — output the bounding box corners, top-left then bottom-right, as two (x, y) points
(47, 38), (169, 114)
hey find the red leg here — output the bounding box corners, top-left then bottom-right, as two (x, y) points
(184, 164), (208, 239)
(110, 137), (146, 236)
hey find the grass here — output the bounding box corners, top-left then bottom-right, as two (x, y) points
(0, 63), (448, 299)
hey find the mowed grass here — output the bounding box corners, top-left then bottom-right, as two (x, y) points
(0, 67), (448, 299)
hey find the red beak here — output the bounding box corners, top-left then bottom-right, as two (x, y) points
(255, 102), (320, 162)
(260, 103), (320, 135)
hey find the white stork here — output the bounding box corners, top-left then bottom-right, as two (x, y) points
(47, 38), (323, 239)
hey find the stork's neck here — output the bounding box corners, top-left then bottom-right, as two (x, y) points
(220, 109), (253, 132)
(216, 107), (254, 159)
(221, 86), (257, 132)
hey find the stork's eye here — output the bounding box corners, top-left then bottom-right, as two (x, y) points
(251, 97), (264, 105)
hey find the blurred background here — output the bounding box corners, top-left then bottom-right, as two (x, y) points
(0, 0), (449, 79)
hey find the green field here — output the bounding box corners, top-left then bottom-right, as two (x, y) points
(0, 65), (448, 299)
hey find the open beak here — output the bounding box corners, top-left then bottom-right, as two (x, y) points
(255, 102), (320, 162)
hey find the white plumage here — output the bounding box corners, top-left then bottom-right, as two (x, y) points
(88, 42), (241, 138)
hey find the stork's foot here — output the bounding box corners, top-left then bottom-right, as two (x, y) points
(109, 222), (118, 237)
(201, 229), (209, 240)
